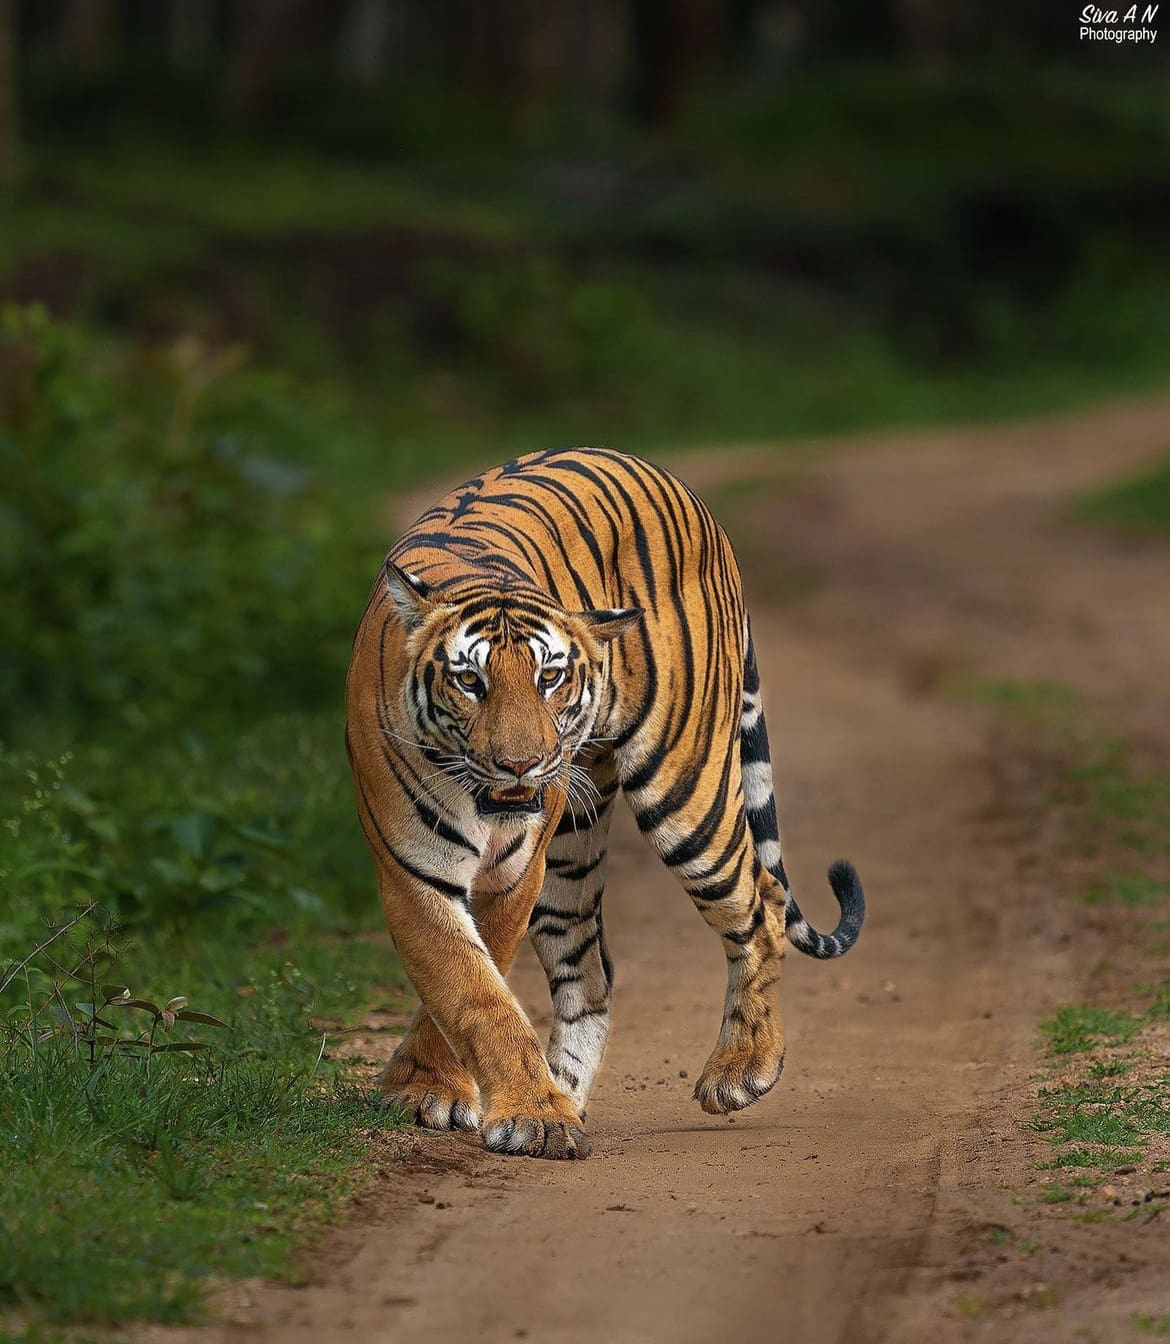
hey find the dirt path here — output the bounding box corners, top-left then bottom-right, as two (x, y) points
(181, 396), (1170, 1343)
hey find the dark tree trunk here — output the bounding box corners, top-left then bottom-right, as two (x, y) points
(223, 0), (322, 116)
(170, 0), (217, 67)
(336, 0), (400, 87)
(628, 0), (721, 128)
(0, 0), (17, 186)
(59, 0), (118, 70)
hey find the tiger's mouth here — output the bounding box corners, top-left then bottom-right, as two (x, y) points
(478, 784), (544, 817)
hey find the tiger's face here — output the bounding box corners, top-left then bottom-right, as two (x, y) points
(385, 562), (640, 820)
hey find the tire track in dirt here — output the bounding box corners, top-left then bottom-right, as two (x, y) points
(159, 395), (1170, 1344)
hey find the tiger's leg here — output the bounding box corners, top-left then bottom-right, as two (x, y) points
(375, 835), (592, 1160)
(379, 1005), (481, 1132)
(627, 762), (788, 1115)
(690, 862), (788, 1114)
(380, 834), (576, 1138)
(528, 753), (619, 1115)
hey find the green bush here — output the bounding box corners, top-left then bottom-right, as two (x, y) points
(0, 309), (384, 933)
(0, 305), (374, 739)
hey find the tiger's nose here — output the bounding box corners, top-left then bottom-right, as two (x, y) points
(496, 755), (542, 779)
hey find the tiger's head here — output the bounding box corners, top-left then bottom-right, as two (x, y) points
(384, 562), (641, 821)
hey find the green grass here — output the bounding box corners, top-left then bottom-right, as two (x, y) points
(0, 904), (406, 1328)
(1032, 1027), (1170, 1178)
(1041, 1007), (1146, 1055)
(1080, 874), (1167, 908)
(1036, 1146), (1143, 1171)
(1089, 1059), (1136, 1080)
(956, 678), (1082, 733)
(1042, 1181), (1076, 1204)
(961, 678), (1170, 865)
(969, 680), (1170, 1213)
(1075, 456), (1170, 535)
(1135, 1313), (1170, 1334)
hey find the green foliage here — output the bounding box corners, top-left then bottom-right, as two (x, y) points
(1081, 873), (1166, 907)
(961, 678), (1170, 882)
(0, 305), (375, 739)
(0, 908), (231, 1067)
(7, 66), (1170, 484)
(1032, 1047), (1170, 1177)
(1040, 1006), (1145, 1055)
(0, 905), (403, 1327)
(0, 301), (409, 1332)
(1075, 455), (1170, 534)
(1041, 1182), (1074, 1204)
(0, 725), (372, 935)
(975, 686), (1170, 1209)
(1036, 1146), (1143, 1171)
(957, 678), (1081, 732)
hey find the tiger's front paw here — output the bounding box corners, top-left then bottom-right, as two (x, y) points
(694, 1046), (785, 1115)
(482, 1095), (591, 1159)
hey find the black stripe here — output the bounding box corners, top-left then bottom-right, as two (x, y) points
(355, 776), (468, 901)
(548, 852), (606, 882)
(563, 930), (600, 967)
(487, 832), (526, 870)
(689, 851), (747, 902)
(380, 748), (480, 856)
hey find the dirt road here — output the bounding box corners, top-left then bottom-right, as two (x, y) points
(188, 397), (1170, 1343)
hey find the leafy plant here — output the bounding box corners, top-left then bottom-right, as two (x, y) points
(0, 907), (229, 1070)
(0, 304), (374, 741)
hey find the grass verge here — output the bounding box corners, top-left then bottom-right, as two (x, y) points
(0, 895), (409, 1335)
(1074, 455), (1170, 535)
(964, 678), (1170, 1221)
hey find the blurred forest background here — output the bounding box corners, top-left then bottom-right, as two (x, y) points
(1, 4), (1169, 1330)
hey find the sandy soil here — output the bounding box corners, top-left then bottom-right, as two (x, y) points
(164, 395), (1170, 1343)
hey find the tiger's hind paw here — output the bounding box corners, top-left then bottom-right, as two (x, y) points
(693, 1050), (784, 1115)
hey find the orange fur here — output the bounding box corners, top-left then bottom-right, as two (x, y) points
(346, 447), (864, 1159)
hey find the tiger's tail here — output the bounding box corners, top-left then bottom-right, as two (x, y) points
(740, 616), (866, 959)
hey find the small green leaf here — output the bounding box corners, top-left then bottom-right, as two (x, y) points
(168, 812), (219, 859)
(196, 867), (245, 894)
(174, 1009), (230, 1029)
(234, 823), (291, 851)
(149, 857), (191, 884)
(86, 815), (120, 844)
(110, 998), (161, 1016)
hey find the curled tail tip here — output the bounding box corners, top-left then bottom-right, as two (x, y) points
(828, 858), (865, 928)
(828, 858), (862, 902)
(784, 858), (866, 959)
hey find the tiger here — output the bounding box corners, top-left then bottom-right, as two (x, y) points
(345, 445), (865, 1160)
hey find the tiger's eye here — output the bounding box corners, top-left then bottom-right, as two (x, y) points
(540, 668), (564, 688)
(456, 670), (482, 691)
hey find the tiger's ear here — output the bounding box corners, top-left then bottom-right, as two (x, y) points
(577, 607), (644, 642)
(384, 561), (435, 630)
